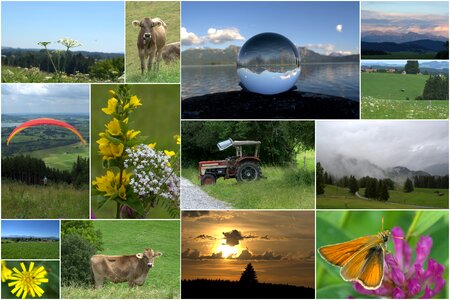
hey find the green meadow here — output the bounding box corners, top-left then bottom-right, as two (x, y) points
(61, 220), (180, 299)
(125, 1), (180, 83)
(317, 185), (448, 209)
(182, 150), (315, 209)
(23, 143), (89, 171)
(2, 241), (59, 259)
(361, 73), (448, 119)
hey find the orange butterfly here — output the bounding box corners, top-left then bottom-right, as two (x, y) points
(318, 229), (391, 290)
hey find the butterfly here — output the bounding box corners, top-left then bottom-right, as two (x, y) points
(318, 229), (391, 290)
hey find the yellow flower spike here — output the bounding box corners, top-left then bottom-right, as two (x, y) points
(108, 89), (117, 97)
(7, 262), (48, 299)
(129, 95), (142, 108)
(164, 150), (176, 157)
(123, 118), (129, 124)
(1, 261), (12, 282)
(148, 143), (157, 149)
(126, 130), (141, 140)
(118, 185), (127, 200)
(174, 134), (181, 145)
(106, 118), (121, 136)
(102, 97), (118, 115)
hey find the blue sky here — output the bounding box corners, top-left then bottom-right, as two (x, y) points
(2, 220), (59, 238)
(2, 84), (89, 114)
(2, 1), (124, 53)
(182, 1), (359, 55)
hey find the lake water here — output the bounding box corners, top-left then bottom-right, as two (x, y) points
(182, 63), (360, 101)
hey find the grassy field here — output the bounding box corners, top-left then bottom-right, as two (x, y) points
(2, 181), (89, 219)
(361, 73), (448, 119)
(182, 151), (315, 209)
(2, 241), (59, 259)
(61, 220), (180, 299)
(362, 52), (438, 59)
(125, 1), (180, 83)
(23, 143), (89, 171)
(317, 185), (449, 209)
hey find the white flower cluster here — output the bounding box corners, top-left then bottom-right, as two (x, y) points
(124, 144), (180, 201)
(57, 38), (83, 49)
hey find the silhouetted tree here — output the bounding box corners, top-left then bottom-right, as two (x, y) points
(404, 60), (420, 74)
(403, 178), (414, 193)
(316, 163), (325, 195)
(239, 263), (258, 285)
(348, 175), (359, 194)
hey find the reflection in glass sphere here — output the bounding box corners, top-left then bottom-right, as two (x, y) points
(237, 32), (301, 95)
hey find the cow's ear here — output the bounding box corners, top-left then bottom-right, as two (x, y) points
(136, 253), (143, 259)
(132, 20), (141, 28)
(155, 252), (162, 257)
(152, 21), (162, 28)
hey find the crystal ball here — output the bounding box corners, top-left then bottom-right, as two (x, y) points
(237, 32), (301, 95)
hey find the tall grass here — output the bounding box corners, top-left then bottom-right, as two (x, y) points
(2, 180), (89, 219)
(2, 241), (59, 259)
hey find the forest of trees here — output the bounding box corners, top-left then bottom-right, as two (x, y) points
(182, 121), (314, 167)
(418, 74), (449, 100)
(2, 49), (124, 80)
(413, 175), (448, 189)
(2, 155), (89, 188)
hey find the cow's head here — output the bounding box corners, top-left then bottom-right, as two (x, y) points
(136, 248), (162, 268)
(132, 18), (164, 42)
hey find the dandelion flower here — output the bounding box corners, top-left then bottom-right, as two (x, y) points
(7, 262), (48, 299)
(2, 261), (12, 282)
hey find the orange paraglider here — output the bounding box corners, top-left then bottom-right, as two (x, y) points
(6, 118), (87, 145)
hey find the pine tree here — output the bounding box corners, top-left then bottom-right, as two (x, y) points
(239, 263), (258, 285)
(379, 181), (390, 201)
(348, 175), (359, 194)
(404, 60), (420, 74)
(316, 162), (325, 195)
(403, 178), (414, 193)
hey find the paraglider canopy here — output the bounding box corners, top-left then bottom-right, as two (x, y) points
(6, 118), (87, 145)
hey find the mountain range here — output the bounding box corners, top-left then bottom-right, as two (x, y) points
(361, 31), (448, 43)
(362, 39), (447, 53)
(182, 45), (359, 65)
(320, 155), (448, 183)
(1, 47), (124, 58)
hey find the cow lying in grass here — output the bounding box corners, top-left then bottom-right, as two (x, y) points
(90, 248), (162, 288)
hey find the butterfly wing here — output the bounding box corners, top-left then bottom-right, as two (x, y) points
(340, 244), (385, 290)
(318, 235), (376, 267)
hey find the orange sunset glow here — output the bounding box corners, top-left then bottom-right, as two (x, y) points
(181, 211), (315, 288)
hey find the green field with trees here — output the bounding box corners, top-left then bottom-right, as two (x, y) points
(182, 121), (315, 209)
(61, 220), (180, 299)
(2, 240), (59, 259)
(125, 1), (180, 83)
(361, 61), (449, 119)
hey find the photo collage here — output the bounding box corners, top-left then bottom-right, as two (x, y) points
(0, 1), (448, 299)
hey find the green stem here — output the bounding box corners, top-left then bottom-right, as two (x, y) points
(406, 211), (422, 241)
(44, 47), (58, 75)
(116, 167), (125, 219)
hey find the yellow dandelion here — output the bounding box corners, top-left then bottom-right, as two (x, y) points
(2, 261), (13, 282)
(7, 262), (48, 299)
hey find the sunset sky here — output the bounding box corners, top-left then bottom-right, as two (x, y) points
(182, 211), (315, 288)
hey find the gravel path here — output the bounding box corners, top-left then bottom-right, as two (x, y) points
(181, 177), (233, 210)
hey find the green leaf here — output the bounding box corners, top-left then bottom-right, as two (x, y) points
(96, 195), (109, 210)
(316, 284), (361, 299)
(105, 134), (123, 145)
(408, 211), (446, 239)
(120, 194), (145, 216)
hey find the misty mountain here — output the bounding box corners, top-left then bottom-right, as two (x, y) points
(321, 155), (437, 183)
(1, 47), (124, 59)
(420, 61), (449, 70)
(182, 45), (358, 65)
(423, 163), (449, 176)
(362, 40), (447, 53)
(361, 31), (448, 43)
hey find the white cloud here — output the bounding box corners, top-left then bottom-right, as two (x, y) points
(336, 24), (343, 32)
(305, 43), (336, 55)
(181, 27), (203, 46)
(206, 27), (245, 44)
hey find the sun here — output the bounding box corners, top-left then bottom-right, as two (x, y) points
(217, 244), (239, 258)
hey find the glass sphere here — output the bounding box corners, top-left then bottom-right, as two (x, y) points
(237, 32), (301, 95)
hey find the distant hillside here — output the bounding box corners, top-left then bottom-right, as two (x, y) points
(362, 31), (447, 43)
(182, 45), (358, 65)
(182, 279), (314, 299)
(423, 163), (450, 176)
(1, 47), (123, 59)
(362, 40), (447, 53)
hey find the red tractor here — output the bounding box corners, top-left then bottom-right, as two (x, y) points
(199, 138), (263, 185)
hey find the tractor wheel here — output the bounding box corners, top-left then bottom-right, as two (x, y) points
(201, 174), (216, 185)
(236, 162), (261, 182)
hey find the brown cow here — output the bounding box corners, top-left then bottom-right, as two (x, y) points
(132, 17), (167, 75)
(162, 42), (180, 64)
(90, 248), (162, 288)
